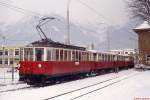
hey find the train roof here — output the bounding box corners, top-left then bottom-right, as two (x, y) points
(27, 39), (86, 51)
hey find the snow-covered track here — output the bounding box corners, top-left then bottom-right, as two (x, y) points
(42, 72), (140, 100)
(0, 86), (31, 93)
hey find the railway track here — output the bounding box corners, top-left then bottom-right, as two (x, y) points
(42, 72), (140, 100)
(0, 83), (32, 93)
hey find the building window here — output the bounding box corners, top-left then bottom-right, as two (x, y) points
(15, 50), (19, 56)
(0, 59), (2, 64)
(130, 52), (133, 54)
(5, 51), (8, 55)
(125, 52), (128, 54)
(5, 59), (8, 65)
(0, 51), (3, 56)
(10, 60), (13, 64)
(146, 55), (150, 63)
(9, 49), (14, 56)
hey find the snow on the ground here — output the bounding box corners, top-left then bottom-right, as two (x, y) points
(77, 70), (150, 100)
(0, 68), (19, 85)
(0, 69), (150, 100)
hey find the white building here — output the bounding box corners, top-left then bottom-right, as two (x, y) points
(110, 49), (136, 56)
(0, 46), (23, 68)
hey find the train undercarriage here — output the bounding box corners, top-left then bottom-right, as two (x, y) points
(19, 66), (133, 86)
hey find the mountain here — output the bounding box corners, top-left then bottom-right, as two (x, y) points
(0, 14), (142, 51)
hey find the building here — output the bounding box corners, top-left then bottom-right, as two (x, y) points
(0, 46), (21, 68)
(134, 21), (150, 65)
(110, 49), (136, 56)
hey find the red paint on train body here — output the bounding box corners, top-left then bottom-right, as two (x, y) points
(19, 61), (96, 76)
(19, 60), (133, 78)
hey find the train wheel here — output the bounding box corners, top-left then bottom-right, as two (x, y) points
(26, 78), (33, 85)
(40, 76), (47, 86)
(115, 67), (119, 73)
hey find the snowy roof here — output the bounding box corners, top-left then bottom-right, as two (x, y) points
(134, 21), (150, 30)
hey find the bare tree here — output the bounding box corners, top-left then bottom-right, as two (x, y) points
(128, 0), (150, 23)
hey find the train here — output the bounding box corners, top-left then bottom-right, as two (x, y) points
(18, 39), (134, 85)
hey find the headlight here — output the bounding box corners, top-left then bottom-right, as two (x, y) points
(38, 64), (42, 68)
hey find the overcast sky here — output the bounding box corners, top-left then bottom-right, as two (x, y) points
(0, 0), (139, 51)
(0, 0), (130, 25)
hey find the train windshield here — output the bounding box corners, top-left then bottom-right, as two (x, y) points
(23, 48), (44, 61)
(24, 48), (33, 61)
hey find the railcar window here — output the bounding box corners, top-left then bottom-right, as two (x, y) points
(105, 54), (107, 61)
(79, 52), (81, 61)
(68, 51), (71, 61)
(24, 48), (33, 61)
(89, 53), (91, 61)
(98, 54), (102, 61)
(108, 55), (110, 61)
(112, 55), (115, 61)
(90, 53), (93, 61)
(60, 50), (63, 61)
(72, 51), (75, 61)
(93, 53), (97, 61)
(110, 55), (112, 61)
(84, 52), (87, 61)
(86, 52), (88, 61)
(117, 56), (119, 61)
(47, 50), (51, 61)
(81, 52), (86, 61)
(118, 56), (120, 61)
(75, 51), (79, 61)
(64, 50), (67, 61)
(102, 54), (104, 61)
(56, 49), (59, 61)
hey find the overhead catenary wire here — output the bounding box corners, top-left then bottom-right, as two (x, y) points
(0, 0), (113, 49)
(76, 0), (111, 24)
(0, 1), (41, 17)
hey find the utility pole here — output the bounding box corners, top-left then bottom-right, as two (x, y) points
(12, 49), (14, 84)
(2, 36), (6, 84)
(107, 27), (110, 52)
(66, 0), (71, 45)
(98, 22), (111, 52)
(2, 45), (5, 84)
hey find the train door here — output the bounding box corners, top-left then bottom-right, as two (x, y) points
(35, 48), (44, 61)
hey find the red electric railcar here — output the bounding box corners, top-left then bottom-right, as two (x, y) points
(18, 39), (134, 84)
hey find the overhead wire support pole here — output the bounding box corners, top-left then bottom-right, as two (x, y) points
(66, 0), (71, 45)
(75, 0), (112, 51)
(1, 35), (6, 84)
(107, 26), (110, 52)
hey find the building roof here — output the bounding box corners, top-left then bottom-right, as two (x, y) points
(134, 21), (150, 30)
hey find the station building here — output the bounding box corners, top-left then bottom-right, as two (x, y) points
(0, 46), (22, 68)
(134, 21), (150, 65)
